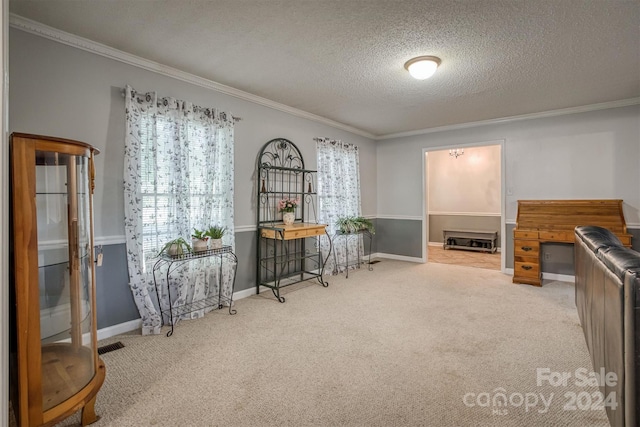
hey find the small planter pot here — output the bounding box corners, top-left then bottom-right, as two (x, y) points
(210, 238), (223, 250)
(282, 212), (295, 225)
(167, 244), (180, 256)
(192, 238), (208, 252)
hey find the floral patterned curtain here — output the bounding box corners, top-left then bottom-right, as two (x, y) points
(124, 85), (235, 335)
(316, 137), (363, 274)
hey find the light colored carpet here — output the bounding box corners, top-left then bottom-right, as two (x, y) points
(56, 260), (607, 426)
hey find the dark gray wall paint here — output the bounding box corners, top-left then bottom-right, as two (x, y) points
(376, 218), (422, 258)
(429, 215), (501, 247)
(94, 243), (139, 329)
(505, 223), (515, 269)
(235, 231), (257, 293)
(86, 224), (640, 330)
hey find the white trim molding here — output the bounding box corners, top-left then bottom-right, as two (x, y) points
(95, 235), (126, 246)
(376, 215), (422, 221)
(97, 319), (142, 341)
(235, 225), (257, 233)
(503, 268), (574, 284)
(9, 13), (375, 140)
(9, 14), (640, 142)
(96, 285), (270, 340)
(371, 252), (423, 263)
(1, 0), (8, 424)
(379, 97), (640, 140)
(428, 211), (501, 217)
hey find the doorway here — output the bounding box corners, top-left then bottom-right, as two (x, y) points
(422, 141), (505, 271)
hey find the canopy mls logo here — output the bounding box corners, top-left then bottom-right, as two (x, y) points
(462, 367), (619, 416)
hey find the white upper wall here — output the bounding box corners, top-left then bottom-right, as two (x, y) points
(8, 28), (377, 238)
(378, 104), (640, 224)
(428, 145), (501, 215)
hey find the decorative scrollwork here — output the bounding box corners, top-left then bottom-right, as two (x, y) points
(258, 138), (304, 170)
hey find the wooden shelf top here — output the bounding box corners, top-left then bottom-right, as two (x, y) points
(260, 222), (327, 240)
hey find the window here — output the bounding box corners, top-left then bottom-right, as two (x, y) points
(316, 137), (362, 274)
(123, 86), (235, 334)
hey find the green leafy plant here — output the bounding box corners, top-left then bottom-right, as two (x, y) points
(205, 225), (227, 239)
(191, 228), (209, 240)
(335, 216), (375, 234)
(158, 237), (192, 256)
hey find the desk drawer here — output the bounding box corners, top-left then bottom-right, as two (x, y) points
(304, 227), (326, 238)
(515, 261), (540, 278)
(539, 231), (571, 242)
(514, 240), (539, 257)
(514, 230), (539, 239)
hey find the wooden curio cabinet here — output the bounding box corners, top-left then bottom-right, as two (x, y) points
(9, 134), (105, 426)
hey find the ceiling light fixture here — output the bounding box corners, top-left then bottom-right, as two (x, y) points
(404, 56), (441, 80)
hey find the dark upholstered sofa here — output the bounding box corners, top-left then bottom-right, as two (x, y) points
(575, 225), (640, 427)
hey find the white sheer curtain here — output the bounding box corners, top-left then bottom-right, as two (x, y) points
(124, 85), (235, 335)
(316, 137), (363, 274)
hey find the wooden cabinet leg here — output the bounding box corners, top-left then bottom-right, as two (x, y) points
(81, 395), (100, 426)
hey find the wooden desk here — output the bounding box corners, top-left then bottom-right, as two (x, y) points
(513, 200), (632, 286)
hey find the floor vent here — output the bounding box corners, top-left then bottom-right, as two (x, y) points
(368, 260), (381, 264)
(98, 341), (125, 355)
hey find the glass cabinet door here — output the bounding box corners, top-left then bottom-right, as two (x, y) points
(11, 133), (104, 427)
(35, 150), (95, 411)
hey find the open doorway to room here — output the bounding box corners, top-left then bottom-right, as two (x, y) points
(423, 142), (505, 271)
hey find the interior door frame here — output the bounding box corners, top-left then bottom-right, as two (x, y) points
(2, 0), (9, 425)
(421, 139), (506, 272)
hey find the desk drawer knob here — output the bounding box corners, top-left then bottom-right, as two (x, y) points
(521, 246), (533, 252)
(521, 265), (532, 270)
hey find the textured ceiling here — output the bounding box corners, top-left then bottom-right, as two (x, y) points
(9, 0), (640, 137)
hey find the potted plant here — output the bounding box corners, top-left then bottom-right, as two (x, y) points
(205, 225), (227, 249)
(191, 228), (209, 252)
(335, 216), (375, 234)
(158, 237), (192, 257)
(278, 197), (299, 225)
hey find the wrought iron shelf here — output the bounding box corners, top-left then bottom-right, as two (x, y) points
(158, 246), (233, 261)
(159, 294), (233, 319)
(152, 245), (238, 336)
(255, 138), (331, 303)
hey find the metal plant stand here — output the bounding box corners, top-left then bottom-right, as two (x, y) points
(152, 246), (238, 336)
(331, 229), (374, 278)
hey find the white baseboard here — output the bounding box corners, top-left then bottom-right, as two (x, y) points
(96, 285), (272, 340)
(233, 285), (271, 300)
(503, 268), (574, 284)
(97, 318), (142, 341)
(542, 273), (575, 283)
(371, 252), (423, 263)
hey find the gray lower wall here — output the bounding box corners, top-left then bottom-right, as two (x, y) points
(96, 231), (258, 329)
(375, 218), (422, 258)
(94, 243), (138, 329)
(429, 215), (501, 248)
(93, 223), (640, 330)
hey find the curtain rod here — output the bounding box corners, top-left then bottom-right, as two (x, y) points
(120, 88), (242, 122)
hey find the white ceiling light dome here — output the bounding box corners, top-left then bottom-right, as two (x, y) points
(404, 56), (442, 80)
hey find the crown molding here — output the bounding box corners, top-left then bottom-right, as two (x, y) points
(9, 14), (376, 140)
(378, 97), (640, 140)
(10, 14), (639, 142)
